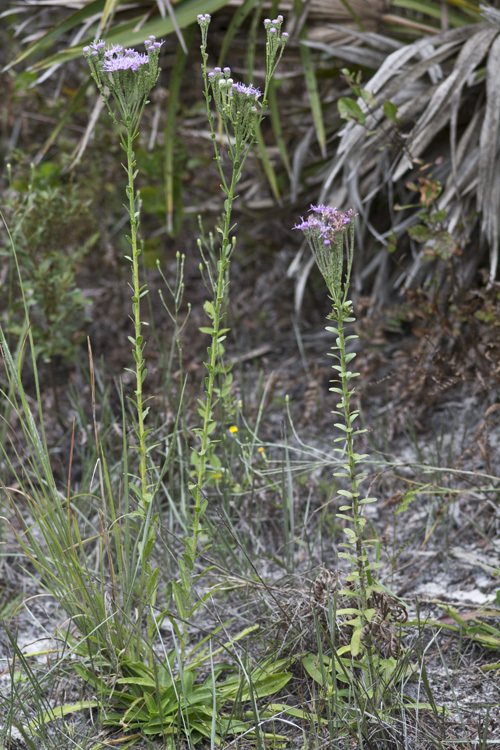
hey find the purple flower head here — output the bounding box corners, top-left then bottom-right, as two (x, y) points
(96, 36), (163, 75)
(105, 44), (123, 57)
(294, 205), (356, 296)
(83, 40), (105, 56)
(145, 36), (164, 51)
(102, 50), (149, 73)
(84, 36), (164, 123)
(293, 216), (323, 234)
(293, 205), (356, 246)
(231, 82), (261, 99)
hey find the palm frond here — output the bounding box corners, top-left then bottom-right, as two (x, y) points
(297, 14), (500, 298)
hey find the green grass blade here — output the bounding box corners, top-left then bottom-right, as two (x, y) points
(12, 0), (232, 71)
(6, 0), (107, 69)
(267, 79), (291, 177)
(217, 0), (261, 67)
(255, 124), (281, 201)
(298, 27), (326, 158)
(337, 0), (367, 31)
(98, 0), (121, 35)
(391, 0), (481, 26)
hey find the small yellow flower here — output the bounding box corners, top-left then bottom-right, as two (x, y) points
(258, 447), (265, 453)
(229, 425), (238, 434)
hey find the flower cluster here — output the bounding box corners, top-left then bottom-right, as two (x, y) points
(294, 205), (356, 246)
(83, 36), (164, 126)
(197, 13), (211, 48)
(264, 15), (289, 78)
(207, 66), (262, 145)
(102, 46), (149, 73)
(294, 205), (357, 301)
(197, 13), (211, 26)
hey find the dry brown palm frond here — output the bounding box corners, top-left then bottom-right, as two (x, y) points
(285, 0), (387, 43)
(291, 12), (500, 302)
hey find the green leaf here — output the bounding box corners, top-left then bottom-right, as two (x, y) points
(338, 552), (359, 564)
(396, 490), (416, 514)
(299, 30), (326, 156)
(338, 489), (356, 498)
(250, 671), (292, 698)
(336, 607), (363, 617)
(408, 224), (432, 242)
(350, 627), (362, 657)
(116, 675), (156, 688)
(338, 97), (366, 125)
(35, 700), (100, 726)
(383, 100), (399, 123)
(302, 653), (331, 686)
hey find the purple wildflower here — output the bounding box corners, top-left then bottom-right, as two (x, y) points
(102, 50), (149, 73)
(231, 82), (261, 99)
(293, 205), (356, 296)
(83, 35), (164, 125)
(105, 44), (123, 57)
(145, 36), (163, 50)
(99, 36), (164, 73)
(83, 40), (105, 56)
(293, 205), (355, 246)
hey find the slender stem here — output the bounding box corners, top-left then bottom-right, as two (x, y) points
(126, 128), (148, 500)
(333, 303), (368, 611)
(191, 166), (238, 549)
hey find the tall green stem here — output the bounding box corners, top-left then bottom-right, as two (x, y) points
(190, 168), (237, 556)
(332, 302), (368, 611)
(125, 128), (148, 500)
(125, 128), (157, 649)
(171, 14), (289, 651)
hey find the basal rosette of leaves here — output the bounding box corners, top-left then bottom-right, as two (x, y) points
(67, 635), (293, 746)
